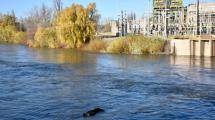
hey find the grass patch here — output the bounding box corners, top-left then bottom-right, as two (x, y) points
(107, 37), (129, 53)
(85, 38), (107, 52)
(106, 35), (165, 54)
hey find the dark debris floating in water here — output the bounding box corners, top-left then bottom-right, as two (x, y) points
(83, 108), (104, 117)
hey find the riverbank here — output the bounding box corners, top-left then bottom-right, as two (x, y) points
(84, 35), (166, 55)
(0, 35), (167, 55)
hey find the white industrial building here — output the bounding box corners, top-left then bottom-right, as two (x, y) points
(186, 3), (215, 35)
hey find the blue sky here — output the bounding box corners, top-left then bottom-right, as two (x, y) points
(0, 0), (214, 20)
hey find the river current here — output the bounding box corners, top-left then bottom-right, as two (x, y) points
(0, 44), (215, 120)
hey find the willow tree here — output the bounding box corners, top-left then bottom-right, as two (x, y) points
(56, 3), (97, 48)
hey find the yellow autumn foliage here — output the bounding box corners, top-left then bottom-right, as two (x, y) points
(86, 38), (107, 52)
(0, 25), (26, 44)
(107, 38), (129, 53)
(32, 3), (97, 48)
(30, 27), (58, 48)
(0, 13), (26, 44)
(107, 35), (164, 54)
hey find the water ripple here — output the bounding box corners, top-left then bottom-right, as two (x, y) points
(1, 45), (215, 120)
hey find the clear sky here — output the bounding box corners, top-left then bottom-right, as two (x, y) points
(0, 0), (214, 20)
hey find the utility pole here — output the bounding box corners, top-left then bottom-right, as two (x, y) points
(117, 18), (120, 36)
(125, 12), (127, 35)
(152, 0), (155, 33)
(121, 11), (124, 36)
(148, 0), (151, 36)
(118, 10), (127, 36)
(164, 0), (169, 39)
(196, 0), (200, 35)
(210, 13), (212, 36)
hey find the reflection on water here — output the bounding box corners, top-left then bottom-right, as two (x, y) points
(32, 48), (87, 64)
(170, 56), (215, 85)
(171, 56), (215, 68)
(0, 45), (215, 120)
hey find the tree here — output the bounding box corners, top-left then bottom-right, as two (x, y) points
(1, 12), (16, 27)
(53, 0), (63, 14)
(127, 12), (136, 21)
(87, 3), (101, 31)
(23, 4), (52, 39)
(55, 3), (97, 48)
(103, 22), (112, 32)
(0, 12), (26, 43)
(40, 4), (52, 27)
(32, 3), (98, 49)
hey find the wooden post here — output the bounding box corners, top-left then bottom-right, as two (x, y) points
(209, 40), (213, 57)
(190, 40), (193, 56)
(199, 39), (202, 56)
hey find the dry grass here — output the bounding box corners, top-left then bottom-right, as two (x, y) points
(106, 35), (165, 54)
(85, 38), (107, 52)
(107, 37), (129, 53)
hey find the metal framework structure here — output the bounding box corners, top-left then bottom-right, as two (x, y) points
(152, 0), (215, 38)
(186, 2), (215, 36)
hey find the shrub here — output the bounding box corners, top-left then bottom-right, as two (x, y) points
(86, 38), (107, 52)
(0, 25), (26, 44)
(106, 35), (164, 54)
(0, 13), (26, 44)
(33, 27), (58, 48)
(148, 37), (165, 54)
(14, 32), (26, 44)
(127, 36), (148, 54)
(107, 37), (129, 53)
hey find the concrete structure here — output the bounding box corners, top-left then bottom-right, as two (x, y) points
(111, 20), (118, 35)
(171, 35), (215, 56)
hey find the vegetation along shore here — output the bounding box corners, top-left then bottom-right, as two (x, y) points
(0, 2), (165, 55)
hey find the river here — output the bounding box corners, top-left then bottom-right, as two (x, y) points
(0, 44), (215, 120)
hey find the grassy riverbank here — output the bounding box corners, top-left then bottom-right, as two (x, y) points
(0, 33), (165, 55)
(85, 35), (165, 55)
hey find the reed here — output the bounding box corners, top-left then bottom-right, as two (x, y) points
(106, 35), (164, 54)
